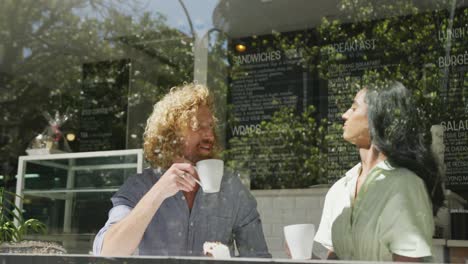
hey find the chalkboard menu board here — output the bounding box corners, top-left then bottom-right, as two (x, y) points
(437, 8), (468, 190)
(229, 47), (307, 133)
(227, 32), (328, 188)
(227, 30), (398, 187)
(319, 23), (400, 183)
(79, 59), (130, 152)
(226, 8), (467, 189)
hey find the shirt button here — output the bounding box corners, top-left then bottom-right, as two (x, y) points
(190, 222), (193, 226)
(189, 250), (193, 254)
(178, 232), (182, 236)
(181, 196), (186, 200)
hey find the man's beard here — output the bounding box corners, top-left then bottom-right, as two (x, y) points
(186, 140), (215, 163)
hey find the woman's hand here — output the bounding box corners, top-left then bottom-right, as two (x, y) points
(327, 250), (338, 260)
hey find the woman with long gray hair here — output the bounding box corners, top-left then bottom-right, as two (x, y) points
(329, 80), (444, 261)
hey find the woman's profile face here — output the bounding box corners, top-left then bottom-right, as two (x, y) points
(341, 89), (371, 148)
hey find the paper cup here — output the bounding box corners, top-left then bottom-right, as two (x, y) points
(284, 224), (315, 259)
(196, 159), (224, 193)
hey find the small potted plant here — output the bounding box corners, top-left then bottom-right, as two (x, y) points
(0, 188), (66, 254)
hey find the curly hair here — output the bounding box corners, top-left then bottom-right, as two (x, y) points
(143, 83), (219, 169)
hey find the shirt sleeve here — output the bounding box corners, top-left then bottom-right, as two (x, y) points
(379, 177), (434, 258)
(232, 181), (272, 258)
(314, 185), (337, 251)
(92, 205), (133, 255)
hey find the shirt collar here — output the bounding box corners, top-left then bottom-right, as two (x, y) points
(375, 159), (394, 171)
(344, 163), (361, 200)
(345, 163), (362, 179)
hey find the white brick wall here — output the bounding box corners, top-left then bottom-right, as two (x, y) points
(251, 188), (328, 258)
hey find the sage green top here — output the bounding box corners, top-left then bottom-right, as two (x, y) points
(331, 160), (434, 261)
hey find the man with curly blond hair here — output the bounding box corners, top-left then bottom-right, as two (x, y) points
(93, 83), (271, 258)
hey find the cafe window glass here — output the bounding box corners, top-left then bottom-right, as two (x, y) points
(1, 0), (467, 253)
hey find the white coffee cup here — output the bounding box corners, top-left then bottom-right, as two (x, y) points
(195, 159), (224, 193)
(284, 224), (315, 259)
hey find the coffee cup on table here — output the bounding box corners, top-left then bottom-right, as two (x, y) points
(284, 224), (315, 259)
(193, 159), (224, 193)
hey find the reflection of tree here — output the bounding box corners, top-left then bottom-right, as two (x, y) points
(0, 1), (194, 185)
(318, 1), (466, 118)
(317, 2), (467, 186)
(206, 31), (230, 147)
(223, 1), (467, 188)
(224, 106), (328, 189)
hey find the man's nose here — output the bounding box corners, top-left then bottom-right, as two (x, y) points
(202, 128), (215, 139)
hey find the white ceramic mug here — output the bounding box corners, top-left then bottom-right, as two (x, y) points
(195, 159), (224, 193)
(284, 224), (315, 259)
